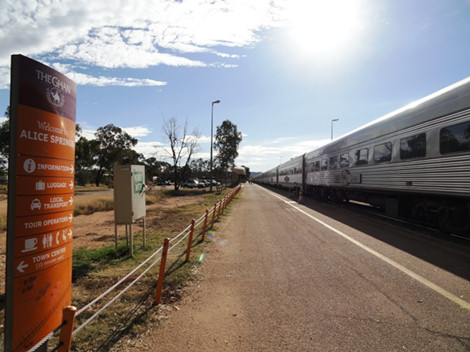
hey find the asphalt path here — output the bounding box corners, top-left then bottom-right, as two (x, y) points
(143, 183), (470, 351)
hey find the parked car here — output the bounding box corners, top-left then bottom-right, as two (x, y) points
(210, 179), (221, 186)
(182, 179), (200, 188)
(198, 179), (210, 187)
(157, 180), (171, 186)
(195, 179), (206, 188)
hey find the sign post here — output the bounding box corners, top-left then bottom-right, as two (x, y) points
(5, 55), (77, 352)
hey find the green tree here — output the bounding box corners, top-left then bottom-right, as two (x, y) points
(189, 158), (210, 179)
(214, 120), (243, 175)
(0, 106), (10, 170)
(143, 157), (172, 182)
(74, 124), (100, 185)
(94, 124), (138, 186)
(242, 165), (251, 179)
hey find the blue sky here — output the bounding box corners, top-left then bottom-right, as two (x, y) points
(1, 0), (470, 172)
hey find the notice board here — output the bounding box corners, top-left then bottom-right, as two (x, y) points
(5, 55), (76, 351)
(114, 164), (146, 224)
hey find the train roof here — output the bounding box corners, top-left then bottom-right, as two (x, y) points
(278, 154), (304, 170)
(307, 76), (470, 158)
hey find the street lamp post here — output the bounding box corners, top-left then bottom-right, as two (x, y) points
(331, 118), (339, 140)
(210, 100), (221, 192)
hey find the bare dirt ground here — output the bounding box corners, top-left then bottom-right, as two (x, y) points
(0, 190), (207, 296)
(71, 191), (205, 249)
(121, 189), (248, 352)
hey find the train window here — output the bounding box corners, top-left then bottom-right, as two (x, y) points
(373, 142), (392, 163)
(307, 162), (315, 172)
(320, 158), (328, 171)
(440, 121), (470, 154)
(355, 148), (368, 166)
(329, 156), (338, 169)
(314, 160), (320, 172)
(339, 153), (349, 167)
(400, 133), (426, 159)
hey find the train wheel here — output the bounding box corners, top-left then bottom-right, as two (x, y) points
(410, 201), (431, 225)
(438, 201), (470, 236)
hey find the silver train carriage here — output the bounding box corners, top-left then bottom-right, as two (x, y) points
(256, 77), (470, 236)
(255, 154), (304, 189)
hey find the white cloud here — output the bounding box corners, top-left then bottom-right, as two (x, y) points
(49, 63), (167, 87)
(134, 141), (162, 158)
(236, 137), (330, 171)
(77, 123), (153, 140)
(0, 0), (287, 88)
(79, 128), (96, 140)
(122, 126), (152, 138)
(198, 135), (211, 144)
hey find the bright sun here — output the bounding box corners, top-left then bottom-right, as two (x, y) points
(286, 0), (364, 58)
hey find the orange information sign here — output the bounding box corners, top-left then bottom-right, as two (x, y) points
(14, 210), (74, 237)
(17, 104), (76, 160)
(15, 194), (75, 217)
(11, 258), (72, 352)
(5, 55), (77, 352)
(16, 155), (75, 178)
(16, 175), (75, 196)
(13, 242), (73, 278)
(14, 226), (73, 258)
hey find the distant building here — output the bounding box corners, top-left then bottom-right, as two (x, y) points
(231, 166), (246, 185)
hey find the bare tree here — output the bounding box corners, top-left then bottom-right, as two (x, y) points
(161, 117), (200, 190)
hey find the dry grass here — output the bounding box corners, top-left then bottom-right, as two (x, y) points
(68, 187), (234, 351)
(0, 185), (240, 351)
(74, 194), (114, 216)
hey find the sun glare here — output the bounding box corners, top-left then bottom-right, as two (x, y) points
(286, 0), (363, 57)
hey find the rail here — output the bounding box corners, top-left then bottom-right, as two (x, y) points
(35, 185), (242, 352)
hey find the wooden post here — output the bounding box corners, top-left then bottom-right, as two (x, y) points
(129, 223), (133, 257)
(142, 217), (146, 247)
(58, 306), (77, 352)
(222, 196), (227, 213)
(154, 238), (170, 305)
(185, 219), (196, 262)
(211, 203), (217, 228)
(114, 223), (118, 252)
(217, 200), (222, 220)
(201, 209), (209, 241)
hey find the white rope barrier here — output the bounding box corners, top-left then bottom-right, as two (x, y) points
(76, 245), (164, 317)
(72, 185), (241, 338)
(73, 254), (163, 336)
(169, 223), (192, 243)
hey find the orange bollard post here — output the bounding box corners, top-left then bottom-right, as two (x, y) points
(220, 197), (225, 214)
(154, 238), (170, 305)
(185, 219), (196, 262)
(201, 209), (209, 241)
(211, 203), (217, 228)
(58, 306), (77, 352)
(217, 200), (222, 220)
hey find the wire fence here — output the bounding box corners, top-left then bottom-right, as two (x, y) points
(40, 185), (242, 352)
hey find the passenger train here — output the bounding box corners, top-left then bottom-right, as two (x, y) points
(254, 77), (470, 237)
